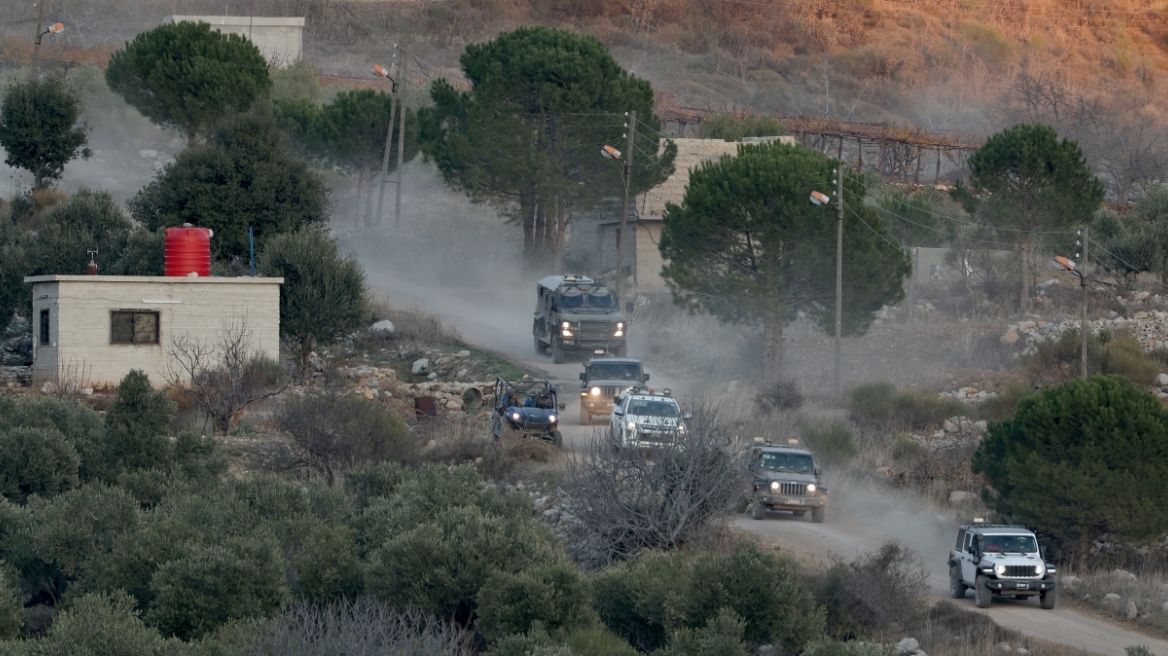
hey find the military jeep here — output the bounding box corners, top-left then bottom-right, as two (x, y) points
(579, 356), (649, 423)
(949, 519), (1058, 609)
(747, 439), (828, 523)
(533, 275), (626, 364)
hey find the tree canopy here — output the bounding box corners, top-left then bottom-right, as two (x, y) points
(129, 114), (329, 260)
(972, 375), (1168, 568)
(0, 74), (90, 189)
(106, 21), (271, 145)
(965, 123), (1104, 311)
(420, 25), (676, 267)
(659, 142), (909, 381)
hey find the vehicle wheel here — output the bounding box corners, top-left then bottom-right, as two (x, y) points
(974, 576), (992, 609)
(579, 407), (590, 424)
(1040, 586), (1058, 610)
(551, 430), (563, 448)
(533, 332), (545, 354)
(552, 337), (565, 364)
(751, 501), (766, 520)
(811, 506), (826, 524)
(950, 566), (967, 599)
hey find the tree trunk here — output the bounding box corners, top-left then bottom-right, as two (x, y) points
(363, 165), (374, 226)
(355, 171), (365, 228)
(761, 312), (783, 385)
(520, 191), (536, 270)
(906, 246), (916, 324)
(1019, 231), (1032, 313)
(187, 129), (197, 148)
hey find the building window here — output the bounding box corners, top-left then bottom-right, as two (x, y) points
(39, 309), (49, 345)
(110, 311), (160, 345)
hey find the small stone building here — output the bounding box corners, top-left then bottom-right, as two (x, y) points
(25, 275), (282, 388)
(166, 16), (305, 66)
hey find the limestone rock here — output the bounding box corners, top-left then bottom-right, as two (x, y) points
(1103, 592), (1122, 603)
(371, 319), (395, 334)
(1001, 329), (1020, 345)
(1157, 373), (1168, 386)
(1126, 600), (1138, 620)
(948, 491), (974, 504)
(942, 419), (959, 433)
(411, 358), (430, 374)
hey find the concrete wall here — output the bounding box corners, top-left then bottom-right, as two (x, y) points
(26, 276), (282, 387)
(167, 16), (304, 66)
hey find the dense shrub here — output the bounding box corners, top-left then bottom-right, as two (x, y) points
(848, 381), (962, 430)
(287, 523), (364, 602)
(0, 564), (24, 640)
(848, 381), (897, 424)
(28, 483), (141, 580)
(0, 427), (80, 503)
(275, 391), (416, 486)
(19, 591), (187, 656)
(754, 379), (804, 412)
(803, 639), (891, 656)
(977, 383), (1035, 422)
(564, 627), (639, 656)
(698, 113), (785, 141)
(0, 395), (104, 482)
(1024, 329), (1159, 384)
(811, 542), (928, 639)
(365, 506), (564, 624)
(658, 608), (751, 656)
(147, 535), (289, 640)
(102, 370), (176, 476)
(488, 625), (574, 656)
(801, 422), (856, 465)
(476, 564), (593, 642)
(341, 461), (410, 510)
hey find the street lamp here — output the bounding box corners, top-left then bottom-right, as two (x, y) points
(32, 21), (64, 72)
(372, 63), (398, 228)
(810, 167), (845, 393)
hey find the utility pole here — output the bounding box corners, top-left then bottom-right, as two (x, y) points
(615, 110), (636, 299)
(394, 49), (409, 227)
(834, 166), (844, 393)
(375, 55), (399, 227)
(31, 1), (45, 72)
(1080, 226), (1089, 378)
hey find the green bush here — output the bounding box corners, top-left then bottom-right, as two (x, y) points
(146, 535), (289, 640)
(102, 370), (176, 477)
(801, 422), (857, 465)
(977, 383), (1035, 422)
(0, 395), (104, 482)
(365, 506), (564, 624)
(22, 591), (187, 656)
(812, 542), (927, 639)
(591, 552), (683, 652)
(476, 564), (593, 642)
(564, 627), (638, 656)
(0, 563), (25, 639)
(698, 113), (785, 142)
(892, 391), (964, 430)
(341, 461), (409, 509)
(1024, 328), (1159, 384)
(803, 639), (892, 656)
(754, 379), (803, 412)
(288, 523), (364, 602)
(849, 381), (897, 424)
(488, 624), (575, 656)
(230, 474), (310, 521)
(658, 608), (750, 656)
(26, 189), (131, 277)
(29, 483), (141, 579)
(0, 427), (80, 503)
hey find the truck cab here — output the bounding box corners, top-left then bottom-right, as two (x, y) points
(533, 275), (626, 364)
(579, 356), (649, 423)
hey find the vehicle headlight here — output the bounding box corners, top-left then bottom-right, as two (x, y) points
(511, 412), (521, 421)
(561, 329), (573, 337)
(1035, 563), (1045, 576)
(626, 421), (636, 431)
(770, 481), (780, 491)
(548, 414), (556, 423)
(995, 564), (1005, 575)
(677, 425), (686, 434)
(590, 386), (601, 396)
(806, 483), (817, 494)
(614, 330), (624, 337)
(561, 321), (571, 329)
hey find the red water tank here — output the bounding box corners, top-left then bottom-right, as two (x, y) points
(164, 224), (213, 277)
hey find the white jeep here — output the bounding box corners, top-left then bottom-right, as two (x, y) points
(948, 520), (1058, 609)
(609, 389), (689, 449)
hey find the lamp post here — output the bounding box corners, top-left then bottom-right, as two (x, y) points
(32, 19), (64, 72)
(371, 62), (398, 228)
(810, 166), (845, 393)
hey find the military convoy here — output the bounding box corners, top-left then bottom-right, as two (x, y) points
(533, 275), (626, 363)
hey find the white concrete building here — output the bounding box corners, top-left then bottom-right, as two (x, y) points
(166, 16), (305, 66)
(25, 275), (282, 388)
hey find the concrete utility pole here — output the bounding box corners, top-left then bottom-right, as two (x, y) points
(374, 56), (398, 227)
(1081, 225), (1089, 379)
(615, 110), (636, 299)
(394, 50), (408, 227)
(834, 166), (844, 393)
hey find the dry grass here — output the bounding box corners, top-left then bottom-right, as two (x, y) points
(1062, 569), (1168, 638)
(366, 296), (464, 349)
(912, 602), (1094, 656)
(417, 413), (563, 483)
(631, 296), (760, 383)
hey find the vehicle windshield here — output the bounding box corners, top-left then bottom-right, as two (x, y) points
(587, 290), (616, 308)
(557, 288), (617, 311)
(589, 363), (643, 381)
(626, 400), (679, 418)
(759, 452), (815, 474)
(982, 535), (1038, 554)
(558, 290), (585, 309)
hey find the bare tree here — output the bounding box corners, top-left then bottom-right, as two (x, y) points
(244, 599), (474, 656)
(274, 388), (418, 486)
(560, 403), (747, 567)
(166, 318), (287, 435)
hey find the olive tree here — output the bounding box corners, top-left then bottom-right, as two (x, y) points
(0, 74), (90, 189)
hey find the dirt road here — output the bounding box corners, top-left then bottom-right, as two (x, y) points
(355, 248), (1168, 656)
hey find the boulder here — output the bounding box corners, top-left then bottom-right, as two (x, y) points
(1135, 291), (1151, 302)
(894, 637), (920, 655)
(411, 358), (430, 374)
(1126, 600), (1139, 620)
(948, 491), (974, 504)
(457, 368), (469, 378)
(445, 400), (460, 410)
(1060, 575), (1081, 590)
(371, 320), (395, 334)
(1103, 593), (1122, 604)
(427, 372), (439, 380)
(1018, 320), (1037, 331)
(1000, 329), (1020, 346)
(1157, 373), (1168, 386)
(457, 349), (471, 357)
(942, 419), (959, 433)
(1134, 311), (1149, 319)
(1111, 569), (1137, 581)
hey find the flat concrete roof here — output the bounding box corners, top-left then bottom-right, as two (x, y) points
(25, 275), (283, 284)
(167, 15), (306, 26)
